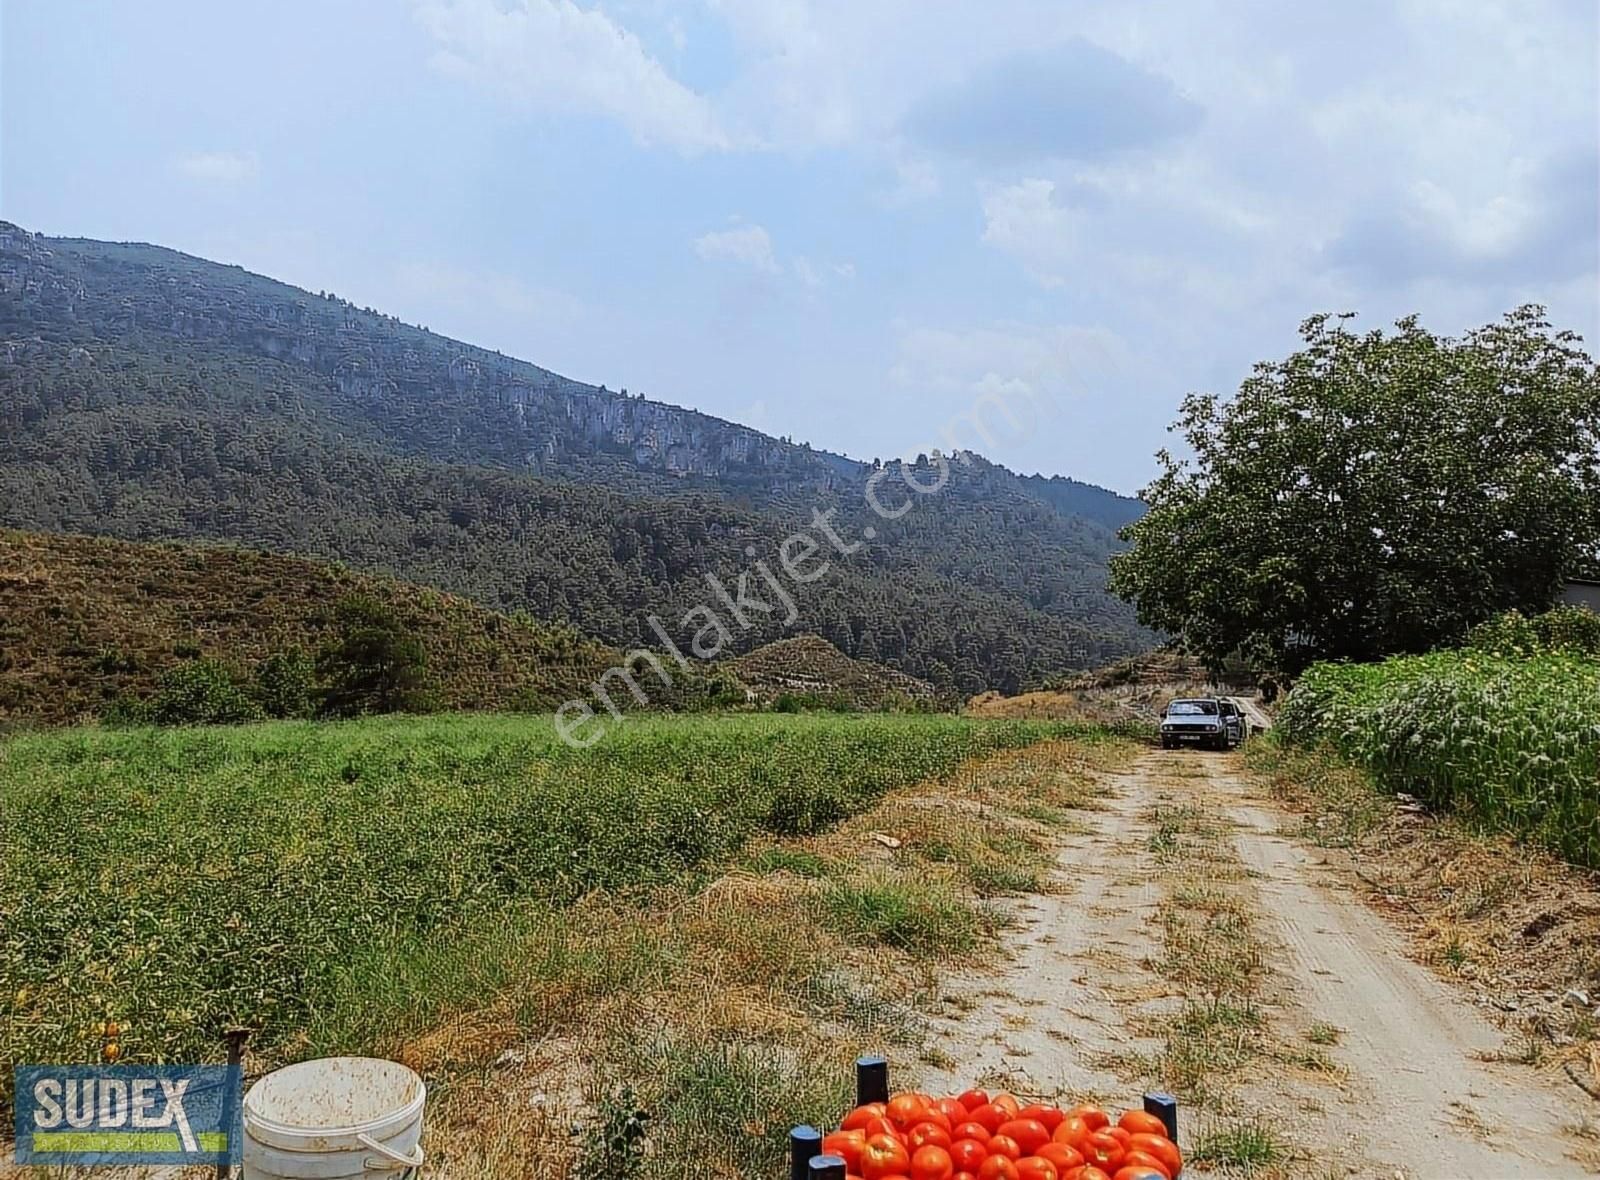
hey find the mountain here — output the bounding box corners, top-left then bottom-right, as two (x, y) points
(1019, 474), (1146, 533)
(0, 222), (1154, 692)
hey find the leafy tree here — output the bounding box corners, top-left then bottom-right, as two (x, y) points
(317, 596), (430, 716)
(253, 649), (317, 719)
(151, 660), (264, 725)
(1111, 307), (1600, 674)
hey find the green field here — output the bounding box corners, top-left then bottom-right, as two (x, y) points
(1278, 650), (1600, 866)
(0, 712), (1060, 1086)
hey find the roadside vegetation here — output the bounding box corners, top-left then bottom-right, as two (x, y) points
(0, 712), (1084, 1118)
(1277, 607), (1600, 867)
(1249, 734), (1600, 1114)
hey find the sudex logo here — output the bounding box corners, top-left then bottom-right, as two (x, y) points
(13, 1065), (242, 1165)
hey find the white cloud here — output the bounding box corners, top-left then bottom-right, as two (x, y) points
(176, 151), (259, 184)
(890, 321), (1130, 402)
(414, 0), (729, 154)
(793, 255), (855, 288)
(875, 153), (941, 207)
(693, 224), (780, 273)
(980, 179), (1078, 287)
(880, 320), (1131, 465)
(390, 261), (587, 327)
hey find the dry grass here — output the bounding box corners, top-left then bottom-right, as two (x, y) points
(1126, 796), (1277, 1111)
(966, 647), (1251, 728)
(728, 634), (936, 708)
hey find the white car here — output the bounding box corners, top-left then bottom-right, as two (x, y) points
(1160, 697), (1239, 750)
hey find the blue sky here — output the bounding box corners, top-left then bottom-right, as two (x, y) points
(3, 0), (1596, 494)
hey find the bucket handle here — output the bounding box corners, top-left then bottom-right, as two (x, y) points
(359, 1132), (424, 1171)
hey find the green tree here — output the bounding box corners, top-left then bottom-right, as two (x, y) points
(151, 660), (264, 726)
(253, 649), (317, 719)
(317, 596), (430, 716)
(1110, 306), (1600, 674)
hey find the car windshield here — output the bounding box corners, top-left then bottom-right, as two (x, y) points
(1167, 700), (1218, 715)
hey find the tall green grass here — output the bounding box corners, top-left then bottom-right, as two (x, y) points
(0, 712), (1057, 1082)
(1278, 650), (1600, 866)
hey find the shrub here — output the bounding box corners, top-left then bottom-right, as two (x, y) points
(1466, 606), (1600, 659)
(150, 660), (264, 725)
(253, 650), (317, 719)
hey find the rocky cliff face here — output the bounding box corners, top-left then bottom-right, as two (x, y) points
(0, 222), (855, 492)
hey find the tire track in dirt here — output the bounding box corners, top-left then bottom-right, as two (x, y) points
(1211, 754), (1588, 1179)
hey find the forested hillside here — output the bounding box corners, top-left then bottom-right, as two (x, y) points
(0, 528), (638, 725)
(0, 222), (1154, 691)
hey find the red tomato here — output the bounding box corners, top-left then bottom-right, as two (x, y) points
(1082, 1131), (1124, 1173)
(863, 1133), (913, 1180)
(1105, 1127), (1131, 1150)
(1077, 1170), (1113, 1180)
(1125, 1135), (1180, 1179)
(996, 1119), (1050, 1156)
(889, 1094), (933, 1132)
(1116, 1111), (1168, 1139)
(1112, 1169), (1166, 1180)
(976, 1157), (1019, 1180)
(844, 1103), (889, 1132)
(1015, 1160), (1059, 1180)
(1118, 1150), (1170, 1180)
(937, 1098), (969, 1126)
(911, 1145), (956, 1180)
(1052, 1116), (1090, 1147)
(967, 1104), (1007, 1135)
(955, 1174), (977, 1180)
(953, 1122), (992, 1145)
(1066, 1106), (1109, 1133)
(822, 1129), (867, 1172)
(950, 1137), (988, 1172)
(1019, 1104), (1065, 1132)
(958, 1089), (990, 1113)
(987, 1134), (1022, 1161)
(1036, 1143), (1084, 1173)
(991, 1094), (1021, 1118)
(865, 1117), (902, 1143)
(908, 1124), (953, 1152)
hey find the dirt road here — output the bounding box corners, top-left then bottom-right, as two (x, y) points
(922, 749), (1592, 1178)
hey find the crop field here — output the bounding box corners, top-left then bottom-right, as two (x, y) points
(0, 711), (1063, 1098)
(1278, 649), (1600, 867)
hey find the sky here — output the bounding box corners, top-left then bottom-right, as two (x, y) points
(3, 0), (1597, 494)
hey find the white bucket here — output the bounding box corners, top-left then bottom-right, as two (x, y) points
(242, 1057), (426, 1178)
